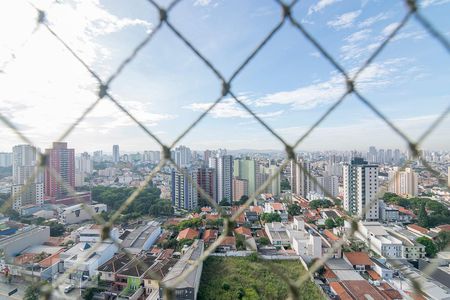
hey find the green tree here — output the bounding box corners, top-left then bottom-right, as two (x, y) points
(435, 231), (450, 251)
(238, 195), (249, 205)
(261, 213), (281, 223)
(309, 199), (333, 210)
(236, 234), (246, 250)
(280, 178), (291, 191)
(287, 204), (301, 216)
(24, 282), (48, 300)
(325, 218), (336, 229)
(47, 221), (65, 237)
(259, 237), (270, 246)
(335, 217), (345, 227)
(417, 237), (438, 257)
(418, 202), (430, 228)
(4, 208), (20, 221)
(178, 218), (202, 230)
(219, 198), (231, 206)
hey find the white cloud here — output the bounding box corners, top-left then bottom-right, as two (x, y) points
(327, 10), (362, 30)
(358, 12), (390, 28)
(308, 0), (341, 15)
(254, 58), (409, 109)
(344, 29), (372, 43)
(184, 98), (284, 119)
(381, 22), (400, 37)
(421, 0), (450, 7)
(0, 0), (166, 148)
(194, 0), (213, 6)
(276, 114), (450, 150)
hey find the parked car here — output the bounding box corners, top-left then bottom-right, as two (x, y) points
(64, 284), (75, 293)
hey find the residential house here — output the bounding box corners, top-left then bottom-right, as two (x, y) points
(98, 254), (129, 282)
(343, 252), (374, 273)
(177, 228), (199, 241)
(264, 222), (290, 247)
(216, 236), (237, 252)
(264, 202), (288, 222)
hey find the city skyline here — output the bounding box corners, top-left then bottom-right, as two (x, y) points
(1, 0), (449, 152)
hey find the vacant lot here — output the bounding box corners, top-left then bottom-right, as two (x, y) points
(198, 256), (324, 300)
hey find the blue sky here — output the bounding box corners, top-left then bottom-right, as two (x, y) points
(0, 0), (449, 153)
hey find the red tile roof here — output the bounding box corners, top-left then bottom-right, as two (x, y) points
(329, 282), (353, 300)
(323, 229), (340, 242)
(39, 250), (64, 268)
(201, 207), (212, 212)
(341, 280), (385, 300)
(220, 236), (236, 246)
(205, 214), (219, 221)
(344, 252), (374, 266)
(234, 227), (252, 237)
(393, 205), (416, 217)
(367, 270), (381, 281)
(250, 206), (263, 214)
(177, 228), (199, 240)
(324, 268), (337, 279)
(407, 224), (429, 234)
(437, 224), (450, 232)
(271, 203), (285, 211)
(236, 212), (246, 224)
(380, 288), (403, 300)
(203, 229), (218, 243)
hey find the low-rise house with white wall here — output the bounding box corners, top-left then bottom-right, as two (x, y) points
(286, 217), (322, 258)
(354, 221), (403, 258)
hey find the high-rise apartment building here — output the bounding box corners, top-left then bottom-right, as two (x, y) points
(76, 152), (93, 175)
(0, 152), (12, 167)
(233, 177), (248, 201)
(203, 150), (212, 167)
(388, 167), (418, 197)
(378, 149), (385, 165)
(217, 155), (233, 203)
(291, 158), (311, 198)
(197, 167), (216, 204)
(368, 146), (377, 164)
(172, 145), (192, 167)
(11, 145), (44, 210)
(171, 168), (198, 210)
(233, 158), (257, 196)
(112, 145), (120, 164)
(343, 158), (379, 220)
(393, 149), (401, 165)
(45, 142), (75, 200)
(314, 175), (339, 198)
(385, 149), (393, 165)
(263, 165), (280, 196)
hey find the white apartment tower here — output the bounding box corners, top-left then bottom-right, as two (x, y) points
(291, 158), (311, 198)
(388, 167), (418, 197)
(172, 145), (192, 168)
(343, 158), (379, 221)
(217, 155), (233, 203)
(11, 145), (44, 210)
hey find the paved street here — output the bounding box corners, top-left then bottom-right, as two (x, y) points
(0, 280), (24, 300)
